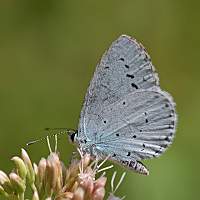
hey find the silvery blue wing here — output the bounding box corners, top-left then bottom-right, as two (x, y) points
(73, 35), (177, 175)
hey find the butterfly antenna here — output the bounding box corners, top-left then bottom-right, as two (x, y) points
(26, 128), (76, 146)
(26, 138), (45, 146)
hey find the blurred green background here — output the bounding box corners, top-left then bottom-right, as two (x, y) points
(0, 0), (199, 199)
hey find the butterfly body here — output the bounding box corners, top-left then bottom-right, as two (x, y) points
(72, 35), (177, 175)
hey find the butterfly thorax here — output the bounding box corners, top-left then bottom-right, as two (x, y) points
(69, 131), (105, 158)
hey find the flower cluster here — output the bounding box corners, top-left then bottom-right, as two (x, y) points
(0, 148), (125, 200)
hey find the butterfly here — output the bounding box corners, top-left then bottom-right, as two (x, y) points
(34, 35), (177, 175)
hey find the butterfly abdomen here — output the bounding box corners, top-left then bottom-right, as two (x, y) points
(121, 159), (149, 175)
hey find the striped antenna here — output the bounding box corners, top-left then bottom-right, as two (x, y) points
(26, 128), (76, 146)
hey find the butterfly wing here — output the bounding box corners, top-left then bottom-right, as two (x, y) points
(78, 35), (160, 141)
(94, 88), (176, 160)
(93, 87), (176, 174)
(77, 35), (177, 174)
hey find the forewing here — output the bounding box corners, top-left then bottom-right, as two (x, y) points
(78, 35), (159, 139)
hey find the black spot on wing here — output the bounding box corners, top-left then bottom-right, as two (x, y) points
(131, 83), (138, 89)
(125, 64), (130, 69)
(165, 103), (169, 108)
(165, 136), (171, 142)
(126, 74), (135, 79)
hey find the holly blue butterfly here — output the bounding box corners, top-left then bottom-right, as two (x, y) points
(33, 35), (177, 175)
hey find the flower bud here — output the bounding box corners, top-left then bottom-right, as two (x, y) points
(60, 161), (66, 184)
(0, 185), (8, 198)
(32, 190), (39, 200)
(37, 158), (46, 187)
(44, 160), (53, 197)
(0, 185), (4, 194)
(82, 154), (91, 169)
(0, 170), (13, 194)
(94, 177), (107, 189)
(73, 187), (85, 200)
(44, 153), (63, 197)
(107, 194), (123, 200)
(62, 191), (74, 199)
(9, 172), (26, 194)
(11, 156), (27, 180)
(0, 170), (9, 184)
(33, 163), (38, 175)
(71, 181), (79, 193)
(92, 187), (105, 200)
(21, 149), (35, 184)
(79, 174), (94, 196)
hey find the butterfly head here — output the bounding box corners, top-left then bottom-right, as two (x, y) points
(68, 129), (78, 143)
